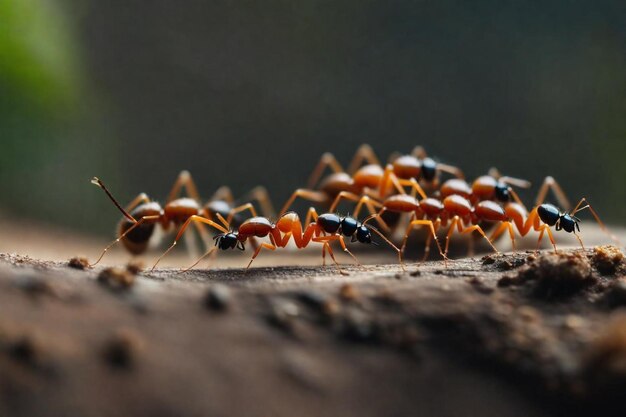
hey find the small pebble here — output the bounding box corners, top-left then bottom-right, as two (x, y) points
(482, 255), (496, 265)
(339, 284), (359, 302)
(126, 260), (145, 275)
(98, 267), (135, 291)
(204, 284), (231, 311)
(267, 298), (300, 331)
(68, 256), (90, 270)
(103, 328), (144, 369)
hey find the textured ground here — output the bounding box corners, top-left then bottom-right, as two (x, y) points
(1, 239), (626, 417)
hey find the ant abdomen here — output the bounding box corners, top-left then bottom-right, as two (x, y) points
(116, 202), (162, 254)
(117, 220), (155, 254)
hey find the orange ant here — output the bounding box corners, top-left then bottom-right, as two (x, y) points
(388, 146), (465, 191)
(90, 172), (273, 265)
(152, 209), (401, 274)
(365, 194), (504, 262)
(281, 145), (461, 231)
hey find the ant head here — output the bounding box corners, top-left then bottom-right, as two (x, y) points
(317, 213), (341, 234)
(214, 232), (242, 250)
(421, 158), (437, 181)
(557, 214), (580, 233)
(354, 225), (372, 244)
(494, 182), (510, 202)
(537, 204), (561, 227)
(340, 216), (358, 236)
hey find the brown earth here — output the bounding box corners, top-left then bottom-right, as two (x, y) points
(1, 240), (626, 417)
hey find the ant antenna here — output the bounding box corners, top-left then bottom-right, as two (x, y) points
(570, 198), (623, 247)
(91, 177), (137, 223)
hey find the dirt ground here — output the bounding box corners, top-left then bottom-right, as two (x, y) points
(1, 220), (626, 417)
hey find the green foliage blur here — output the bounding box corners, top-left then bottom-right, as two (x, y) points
(0, 0), (118, 233)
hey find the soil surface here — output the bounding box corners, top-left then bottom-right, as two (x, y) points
(2, 241), (626, 417)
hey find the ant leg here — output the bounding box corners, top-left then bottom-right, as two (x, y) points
(410, 146), (428, 159)
(437, 163), (465, 180)
(535, 224), (557, 253)
(329, 191), (362, 213)
(443, 217), (461, 261)
(366, 225), (405, 270)
(210, 186), (236, 205)
(401, 220), (446, 262)
(304, 207), (320, 227)
(244, 186), (276, 218)
(387, 151), (402, 164)
(573, 233), (585, 250)
(490, 222), (517, 252)
(152, 216), (229, 270)
(488, 167), (532, 189)
(226, 203), (258, 225)
(398, 178), (427, 199)
(280, 189), (329, 216)
(346, 144), (381, 175)
(320, 242), (347, 275)
(461, 225), (500, 254)
(90, 215), (161, 266)
(124, 193), (150, 212)
(167, 170), (201, 203)
(313, 235), (360, 266)
(570, 198), (623, 246)
(329, 192), (389, 232)
(307, 153), (345, 189)
(246, 242), (277, 270)
(535, 176), (571, 211)
(182, 247), (219, 272)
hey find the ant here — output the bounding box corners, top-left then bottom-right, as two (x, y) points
(151, 208), (401, 274)
(366, 194), (503, 262)
(90, 172), (273, 265)
(441, 169), (572, 215)
(281, 144), (459, 231)
(388, 145), (465, 192)
(489, 197), (621, 252)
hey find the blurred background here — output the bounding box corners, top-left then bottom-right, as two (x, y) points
(1, 0), (625, 241)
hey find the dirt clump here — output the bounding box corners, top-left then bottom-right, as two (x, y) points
(68, 256), (90, 270)
(125, 259), (145, 275)
(582, 314), (626, 399)
(97, 267), (135, 291)
(498, 251), (595, 299)
(592, 245), (624, 275)
(102, 328), (144, 369)
(204, 284), (232, 311)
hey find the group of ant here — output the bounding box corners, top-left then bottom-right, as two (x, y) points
(91, 145), (620, 274)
